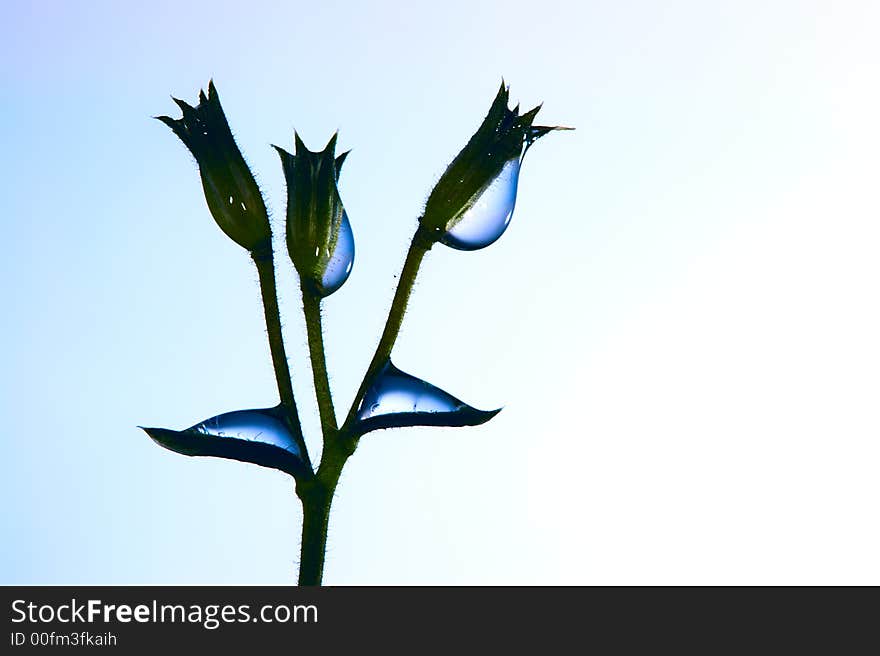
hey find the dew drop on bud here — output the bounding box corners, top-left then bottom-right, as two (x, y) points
(316, 211), (355, 296)
(441, 157), (520, 251)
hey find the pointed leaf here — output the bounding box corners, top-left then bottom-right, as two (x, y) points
(141, 406), (308, 478)
(353, 360), (500, 437)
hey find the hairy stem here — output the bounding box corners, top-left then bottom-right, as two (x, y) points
(297, 455), (347, 585)
(297, 482), (333, 586)
(302, 292), (338, 439)
(341, 226), (432, 434)
(252, 250), (311, 473)
(296, 225), (434, 585)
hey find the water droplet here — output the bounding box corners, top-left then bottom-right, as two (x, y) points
(191, 408), (301, 458)
(359, 363), (462, 417)
(353, 360), (499, 436)
(317, 211), (355, 296)
(441, 157), (520, 251)
(142, 406), (307, 477)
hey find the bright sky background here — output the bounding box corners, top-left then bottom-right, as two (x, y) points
(2, 0), (879, 584)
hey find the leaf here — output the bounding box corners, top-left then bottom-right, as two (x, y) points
(353, 359), (500, 437)
(141, 406), (308, 478)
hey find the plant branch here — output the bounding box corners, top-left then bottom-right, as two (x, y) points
(340, 225), (433, 435)
(296, 483), (332, 586)
(302, 291), (338, 440)
(252, 249), (312, 474)
(296, 224), (434, 585)
(296, 450), (346, 585)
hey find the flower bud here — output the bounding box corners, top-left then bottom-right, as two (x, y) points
(274, 133), (354, 297)
(157, 81), (271, 253)
(420, 82), (569, 249)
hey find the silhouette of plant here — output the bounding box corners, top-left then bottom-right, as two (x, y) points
(143, 80), (568, 585)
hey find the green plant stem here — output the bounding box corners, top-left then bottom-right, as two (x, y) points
(296, 225), (434, 586)
(302, 292), (338, 439)
(297, 483), (332, 585)
(252, 250), (312, 473)
(297, 285), (344, 587)
(340, 226), (433, 436)
(297, 450), (347, 586)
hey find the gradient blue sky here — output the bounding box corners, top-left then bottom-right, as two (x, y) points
(2, 1), (879, 584)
